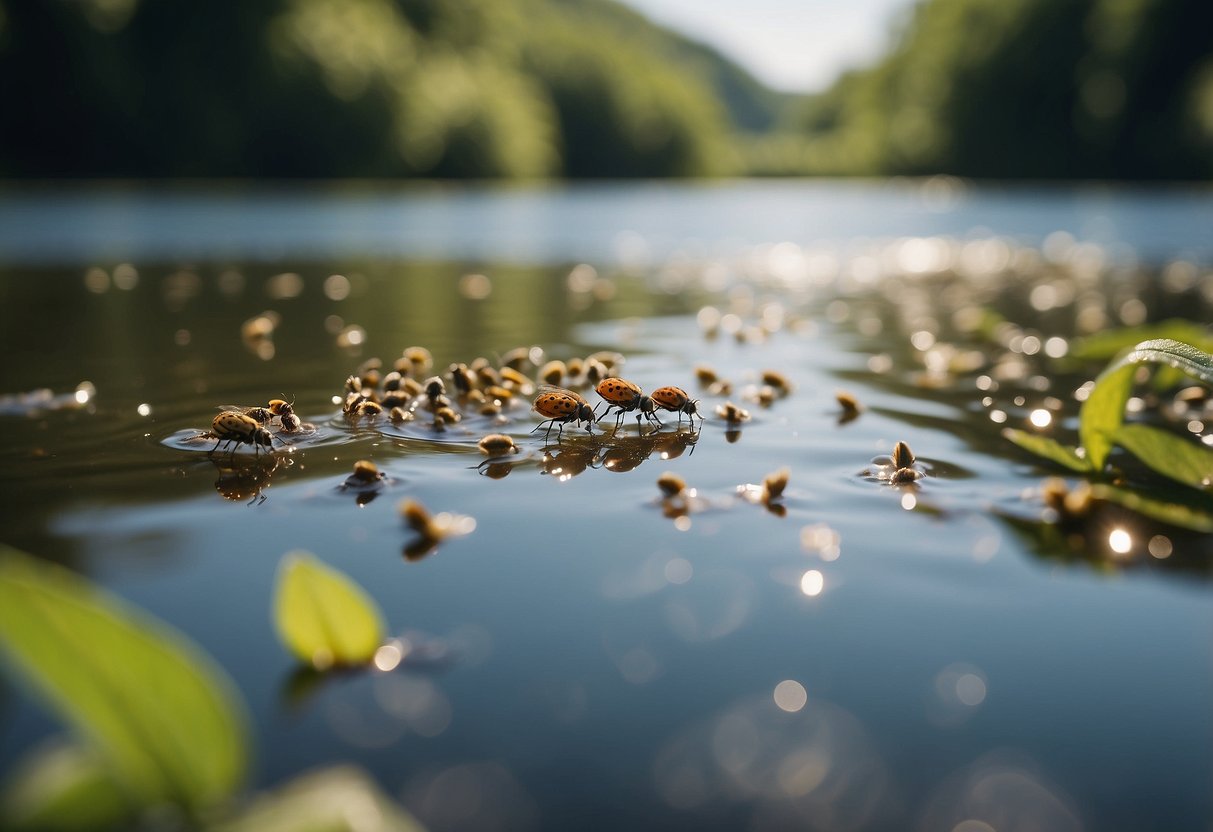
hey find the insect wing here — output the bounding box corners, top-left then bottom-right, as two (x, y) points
(536, 384), (588, 404)
(595, 378), (641, 404)
(534, 391), (577, 419)
(651, 386), (688, 410)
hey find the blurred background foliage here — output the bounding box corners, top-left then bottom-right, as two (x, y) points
(0, 0), (1209, 180)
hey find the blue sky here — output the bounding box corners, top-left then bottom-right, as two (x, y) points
(618, 0), (911, 92)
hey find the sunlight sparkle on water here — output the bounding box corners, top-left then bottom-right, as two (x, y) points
(1108, 528), (1132, 555)
(1029, 408), (1052, 428)
(773, 680), (808, 713)
(799, 570), (824, 597)
(137, 403), (151, 416)
(901, 493), (917, 510)
(373, 641), (404, 672)
(665, 558), (693, 584)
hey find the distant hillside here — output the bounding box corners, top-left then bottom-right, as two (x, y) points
(775, 0), (1213, 180)
(0, 0), (785, 178)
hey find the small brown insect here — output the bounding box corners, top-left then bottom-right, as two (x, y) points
(217, 404), (274, 425)
(596, 378), (661, 429)
(389, 406), (412, 423)
(760, 370), (792, 395)
(434, 406), (461, 425)
(349, 459), (384, 483)
(449, 363), (476, 394)
(532, 386), (595, 440)
(424, 376), (445, 400)
(209, 411), (276, 457)
(893, 441), (915, 470)
(355, 400), (383, 418)
(715, 401), (750, 425)
(657, 472), (687, 497)
(500, 346), (535, 371)
(836, 390), (862, 416)
(650, 386), (702, 427)
(694, 364), (719, 385)
(402, 346), (433, 374)
(762, 468), (789, 501)
(540, 360), (567, 387)
(478, 434), (518, 456)
(499, 367), (531, 389)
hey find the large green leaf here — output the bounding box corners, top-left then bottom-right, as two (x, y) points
(0, 739), (134, 831)
(1068, 320), (1213, 361)
(1079, 339), (1213, 472)
(1002, 429), (1091, 472)
(1090, 484), (1213, 532)
(213, 766), (428, 832)
(1114, 424), (1213, 492)
(273, 552), (385, 669)
(0, 546), (247, 814)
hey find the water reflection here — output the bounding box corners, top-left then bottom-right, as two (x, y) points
(918, 751), (1081, 832)
(652, 693), (890, 829)
(212, 455), (284, 505)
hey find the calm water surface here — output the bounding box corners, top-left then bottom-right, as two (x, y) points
(0, 182), (1210, 831)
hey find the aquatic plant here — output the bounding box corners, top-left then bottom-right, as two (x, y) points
(1005, 338), (1213, 529)
(0, 545), (424, 831)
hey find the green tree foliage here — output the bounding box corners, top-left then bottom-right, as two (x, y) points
(785, 0), (1213, 179)
(0, 0), (747, 178)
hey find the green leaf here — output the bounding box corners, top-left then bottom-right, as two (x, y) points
(213, 765), (428, 832)
(273, 552), (385, 669)
(1079, 339), (1213, 471)
(1090, 484), (1213, 532)
(1002, 429), (1091, 472)
(0, 739), (134, 831)
(0, 546), (247, 815)
(1069, 320), (1213, 361)
(1114, 424), (1213, 491)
